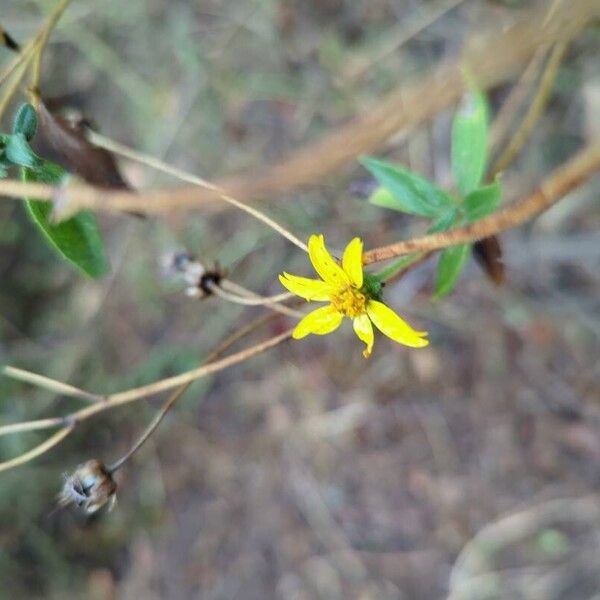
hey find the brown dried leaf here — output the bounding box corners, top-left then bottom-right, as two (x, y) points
(36, 101), (130, 190)
(473, 235), (505, 285)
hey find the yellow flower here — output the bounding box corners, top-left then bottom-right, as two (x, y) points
(279, 234), (429, 357)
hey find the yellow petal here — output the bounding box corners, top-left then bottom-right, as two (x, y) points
(293, 305), (343, 339)
(342, 237), (364, 288)
(353, 313), (374, 358)
(366, 300), (429, 348)
(308, 234), (349, 287)
(279, 272), (332, 301)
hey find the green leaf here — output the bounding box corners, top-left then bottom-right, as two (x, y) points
(451, 89), (490, 195)
(428, 208), (458, 233)
(361, 273), (384, 301)
(22, 163), (110, 278)
(12, 103), (38, 141)
(464, 179), (502, 222)
(435, 243), (471, 298)
(362, 156), (453, 218)
(5, 133), (42, 168)
(373, 253), (421, 282)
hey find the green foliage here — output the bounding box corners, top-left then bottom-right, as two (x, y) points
(12, 102), (38, 140)
(451, 89), (490, 195)
(362, 156), (453, 217)
(5, 133), (42, 168)
(428, 208), (458, 233)
(22, 163), (110, 279)
(364, 86), (501, 296)
(362, 272), (384, 301)
(535, 528), (569, 558)
(0, 104), (110, 279)
(435, 243), (471, 298)
(464, 179), (502, 222)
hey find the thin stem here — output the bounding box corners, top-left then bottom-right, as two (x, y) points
(30, 0), (73, 95)
(88, 131), (308, 253)
(0, 329), (293, 439)
(107, 312), (279, 473)
(0, 426), (73, 473)
(3, 366), (104, 403)
(373, 253), (424, 282)
(0, 416), (67, 437)
(212, 282), (293, 307)
(340, 0), (466, 83)
(0, 38), (37, 89)
(489, 46), (549, 155)
(220, 279), (302, 315)
(0, 60), (29, 123)
(0, 0), (73, 121)
(106, 385), (187, 473)
(490, 41), (568, 177)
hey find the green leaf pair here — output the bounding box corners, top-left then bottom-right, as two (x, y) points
(363, 86), (502, 297)
(1, 104), (109, 278)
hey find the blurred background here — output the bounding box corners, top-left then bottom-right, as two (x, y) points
(1, 1), (599, 598)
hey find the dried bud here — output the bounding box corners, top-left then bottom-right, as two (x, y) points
(161, 251), (224, 298)
(58, 459), (117, 514)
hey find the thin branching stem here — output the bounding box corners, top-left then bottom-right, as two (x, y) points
(88, 131), (308, 253)
(107, 312), (280, 473)
(29, 0), (73, 95)
(1, 137), (597, 263)
(0, 426), (74, 473)
(212, 283), (294, 307)
(0, 0), (73, 121)
(3, 366), (104, 403)
(490, 41), (569, 177)
(0, 329), (293, 442)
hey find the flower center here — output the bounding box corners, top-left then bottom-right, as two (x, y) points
(331, 286), (367, 318)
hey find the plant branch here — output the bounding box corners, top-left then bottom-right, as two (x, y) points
(0, 329), (293, 441)
(88, 131), (308, 252)
(30, 0), (73, 96)
(0, 426), (73, 473)
(490, 40), (569, 177)
(362, 138), (600, 264)
(3, 366), (104, 403)
(2, 1), (595, 210)
(106, 311), (280, 473)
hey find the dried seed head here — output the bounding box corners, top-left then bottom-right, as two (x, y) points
(58, 459), (117, 515)
(161, 251), (225, 298)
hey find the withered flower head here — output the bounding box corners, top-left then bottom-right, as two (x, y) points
(58, 459), (117, 515)
(161, 251), (224, 298)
